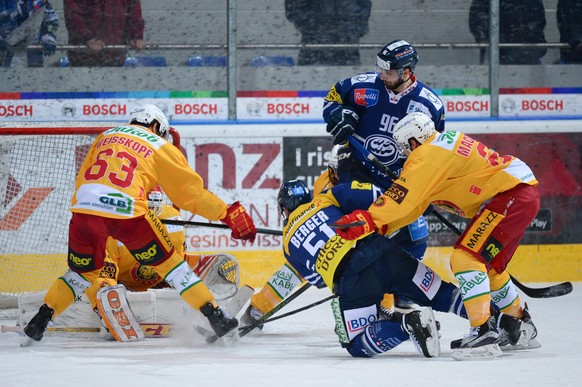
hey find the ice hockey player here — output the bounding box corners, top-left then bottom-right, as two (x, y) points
(323, 40), (439, 263)
(334, 112), (540, 360)
(253, 179), (470, 358)
(22, 104), (256, 345)
(84, 187), (241, 306)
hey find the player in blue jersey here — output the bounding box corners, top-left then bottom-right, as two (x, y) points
(277, 180), (467, 358)
(322, 39), (445, 263)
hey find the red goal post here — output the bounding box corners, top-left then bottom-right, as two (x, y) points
(0, 123), (181, 310)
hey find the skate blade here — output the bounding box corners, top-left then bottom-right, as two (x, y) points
(452, 343), (503, 361)
(419, 308), (441, 358)
(501, 338), (542, 351)
(20, 335), (34, 347)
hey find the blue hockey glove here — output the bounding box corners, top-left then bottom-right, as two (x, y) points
(326, 105), (359, 145)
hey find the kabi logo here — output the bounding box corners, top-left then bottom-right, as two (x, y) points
(99, 193), (133, 214)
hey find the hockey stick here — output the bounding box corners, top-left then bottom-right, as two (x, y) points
(238, 282), (313, 338)
(345, 135), (573, 298)
(1, 324), (173, 337)
(262, 294), (337, 324)
(161, 219), (282, 236)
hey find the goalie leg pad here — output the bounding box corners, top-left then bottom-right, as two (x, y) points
(95, 284), (145, 342)
(193, 254), (240, 301)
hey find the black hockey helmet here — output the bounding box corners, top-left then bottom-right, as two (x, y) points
(376, 39), (418, 72)
(277, 180), (312, 221)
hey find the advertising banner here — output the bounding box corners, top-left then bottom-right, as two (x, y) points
(2, 88), (582, 122)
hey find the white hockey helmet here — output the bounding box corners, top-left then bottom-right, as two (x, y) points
(393, 112), (436, 153)
(147, 187), (165, 215)
(129, 104), (170, 140)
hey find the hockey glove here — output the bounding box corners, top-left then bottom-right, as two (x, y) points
(326, 105), (359, 144)
(221, 201), (257, 243)
(333, 210), (376, 240)
(41, 34), (57, 56)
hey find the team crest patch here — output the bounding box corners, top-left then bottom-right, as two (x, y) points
(374, 196), (386, 207)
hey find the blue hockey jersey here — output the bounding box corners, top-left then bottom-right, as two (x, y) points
(282, 181), (384, 288)
(323, 72), (445, 177)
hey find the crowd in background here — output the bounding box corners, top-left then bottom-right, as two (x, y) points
(1, 0), (580, 68)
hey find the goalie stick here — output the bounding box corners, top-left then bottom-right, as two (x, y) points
(345, 135), (573, 298)
(2, 324), (173, 337)
(161, 219), (282, 236)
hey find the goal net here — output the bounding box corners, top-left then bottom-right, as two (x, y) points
(0, 124), (182, 313)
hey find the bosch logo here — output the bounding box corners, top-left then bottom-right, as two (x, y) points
(501, 98), (516, 113)
(0, 104), (33, 117)
(62, 103), (76, 117)
(155, 102), (168, 115)
(246, 101), (261, 116)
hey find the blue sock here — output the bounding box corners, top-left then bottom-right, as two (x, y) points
(346, 320), (409, 357)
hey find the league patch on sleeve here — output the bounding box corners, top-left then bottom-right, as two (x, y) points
(325, 86), (342, 103)
(406, 100), (432, 116)
(419, 87), (444, 110)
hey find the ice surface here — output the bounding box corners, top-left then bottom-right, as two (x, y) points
(1, 284), (580, 387)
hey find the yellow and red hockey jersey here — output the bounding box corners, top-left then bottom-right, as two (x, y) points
(71, 125), (227, 220)
(103, 204), (186, 291)
(369, 130), (538, 234)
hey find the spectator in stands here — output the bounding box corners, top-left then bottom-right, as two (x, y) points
(557, 0), (582, 64)
(285, 0), (371, 66)
(0, 0), (58, 67)
(63, 0), (146, 67)
(469, 0), (547, 64)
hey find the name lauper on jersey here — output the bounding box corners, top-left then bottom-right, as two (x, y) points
(282, 182), (383, 288)
(323, 72), (445, 173)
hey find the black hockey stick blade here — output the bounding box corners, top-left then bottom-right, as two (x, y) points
(510, 275), (573, 298)
(327, 220), (365, 230)
(161, 219), (282, 236)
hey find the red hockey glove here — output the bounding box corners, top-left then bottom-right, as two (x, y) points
(221, 201), (257, 243)
(333, 210), (376, 240)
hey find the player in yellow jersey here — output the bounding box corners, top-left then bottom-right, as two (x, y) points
(334, 112), (540, 360)
(23, 104), (256, 344)
(84, 188), (241, 307)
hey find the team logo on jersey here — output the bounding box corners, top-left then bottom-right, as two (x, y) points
(365, 135), (399, 164)
(353, 88), (379, 107)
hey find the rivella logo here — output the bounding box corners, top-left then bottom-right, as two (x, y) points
(353, 88), (379, 107)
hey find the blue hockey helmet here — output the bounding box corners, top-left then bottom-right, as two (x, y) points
(277, 180), (312, 221)
(376, 39), (418, 72)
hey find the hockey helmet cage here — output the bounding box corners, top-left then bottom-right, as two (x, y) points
(376, 39), (418, 71)
(129, 104), (170, 140)
(277, 180), (312, 221)
(147, 187), (165, 216)
(393, 112), (436, 152)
